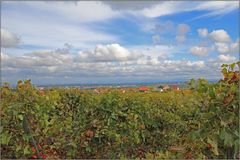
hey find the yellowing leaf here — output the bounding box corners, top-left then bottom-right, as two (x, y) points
(207, 138), (219, 155)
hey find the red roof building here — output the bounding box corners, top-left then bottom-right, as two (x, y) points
(139, 86), (149, 92)
(172, 85), (180, 90)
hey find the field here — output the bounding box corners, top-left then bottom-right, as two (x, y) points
(1, 62), (239, 159)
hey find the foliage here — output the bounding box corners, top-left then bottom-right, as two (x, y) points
(0, 62), (239, 159)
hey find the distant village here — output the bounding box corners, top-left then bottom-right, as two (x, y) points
(36, 83), (189, 94)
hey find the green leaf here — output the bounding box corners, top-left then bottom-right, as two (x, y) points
(1, 131), (12, 145)
(230, 85), (237, 93)
(202, 112), (214, 119)
(23, 134), (32, 142)
(69, 142), (77, 149)
(189, 130), (201, 140)
(207, 138), (219, 155)
(222, 68), (228, 74)
(234, 139), (240, 158)
(120, 154), (126, 160)
(86, 146), (92, 152)
(16, 145), (22, 152)
(221, 64), (228, 68)
(220, 130), (234, 147)
(220, 120), (227, 127)
(18, 114), (23, 121)
(230, 63), (235, 70)
(146, 152), (154, 159)
(209, 88), (215, 98)
(23, 146), (31, 155)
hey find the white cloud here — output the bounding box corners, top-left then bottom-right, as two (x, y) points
(193, 1), (239, 19)
(2, 44), (176, 76)
(128, 44), (178, 59)
(191, 28), (239, 56)
(2, 1), (237, 52)
(177, 24), (190, 35)
(195, 1), (238, 11)
(190, 38), (239, 56)
(77, 44), (141, 62)
(1, 1), (238, 84)
(136, 1), (238, 18)
(197, 28), (208, 38)
(4, 1), (120, 23)
(103, 1), (158, 11)
(189, 46), (210, 56)
(154, 20), (175, 33)
(1, 54), (225, 84)
(230, 38), (240, 54)
(2, 2), (119, 50)
(3, 43), (224, 84)
(214, 38), (239, 54)
(102, 1), (238, 19)
(3, 17), (118, 49)
(1, 28), (20, 48)
(214, 42), (230, 54)
(218, 54), (237, 62)
(2, 49), (73, 70)
(1, 52), (11, 61)
(137, 57), (159, 66)
(140, 1), (184, 18)
(175, 24), (190, 43)
(209, 29), (231, 42)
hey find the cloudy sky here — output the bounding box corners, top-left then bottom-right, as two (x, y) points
(1, 1), (239, 85)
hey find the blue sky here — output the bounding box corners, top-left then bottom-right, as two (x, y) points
(1, 1), (239, 85)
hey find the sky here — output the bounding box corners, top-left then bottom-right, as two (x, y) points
(1, 1), (239, 85)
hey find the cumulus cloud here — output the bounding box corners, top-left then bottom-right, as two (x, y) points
(129, 44), (179, 60)
(214, 38), (239, 54)
(145, 22), (191, 45)
(77, 44), (141, 62)
(209, 29), (231, 42)
(3, 42), (226, 84)
(2, 44), (175, 76)
(190, 28), (239, 56)
(154, 20), (175, 33)
(1, 28), (20, 48)
(189, 46), (210, 56)
(1, 1), (238, 84)
(218, 54), (237, 62)
(175, 24), (190, 43)
(1, 49), (73, 72)
(177, 24), (191, 35)
(197, 28), (208, 38)
(142, 20), (177, 46)
(190, 40), (239, 56)
(230, 38), (240, 54)
(214, 42), (230, 54)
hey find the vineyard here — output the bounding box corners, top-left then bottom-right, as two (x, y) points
(1, 62), (239, 159)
